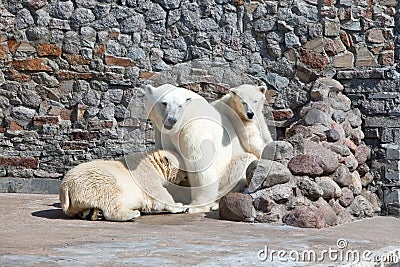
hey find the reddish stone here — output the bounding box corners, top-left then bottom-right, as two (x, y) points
(324, 38), (346, 56)
(339, 187), (354, 207)
(71, 131), (100, 140)
(37, 43), (62, 57)
(272, 109), (293, 121)
(340, 32), (353, 48)
(370, 46), (383, 55)
(94, 44), (105, 56)
(0, 45), (7, 59)
(139, 71), (157, 79)
(219, 192), (255, 222)
(9, 121), (23, 131)
(0, 127), (5, 133)
(61, 141), (88, 150)
(380, 51), (394, 66)
(105, 55), (135, 67)
(58, 71), (93, 80)
(0, 156), (39, 169)
(367, 29), (385, 44)
(64, 54), (91, 65)
(283, 199), (338, 228)
(33, 116), (60, 126)
(7, 39), (19, 55)
(300, 49), (328, 70)
(87, 120), (114, 130)
(109, 31), (120, 39)
(60, 109), (72, 120)
(355, 144), (369, 165)
(288, 154), (324, 177)
(11, 58), (52, 71)
(324, 0), (335, 6)
(10, 69), (31, 81)
(28, 0), (47, 9)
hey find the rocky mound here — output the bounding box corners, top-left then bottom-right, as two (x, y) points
(219, 78), (381, 228)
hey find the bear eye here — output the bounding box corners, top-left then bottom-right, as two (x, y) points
(254, 100), (258, 103)
(161, 101), (168, 106)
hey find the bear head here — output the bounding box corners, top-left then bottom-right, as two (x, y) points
(229, 84), (267, 122)
(145, 84), (192, 134)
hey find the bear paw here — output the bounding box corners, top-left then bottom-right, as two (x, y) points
(78, 208), (104, 221)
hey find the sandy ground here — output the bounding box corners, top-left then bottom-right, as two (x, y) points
(0, 193), (399, 267)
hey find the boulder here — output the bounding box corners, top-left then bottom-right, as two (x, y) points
(297, 176), (323, 200)
(288, 154), (324, 177)
(219, 193), (256, 222)
(261, 141), (294, 161)
(246, 159), (292, 193)
(315, 176), (342, 199)
(304, 140), (339, 174)
(355, 144), (370, 165)
(347, 195), (374, 218)
(338, 187), (354, 207)
(332, 164), (353, 187)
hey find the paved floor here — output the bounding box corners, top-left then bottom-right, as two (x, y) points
(0, 193), (399, 266)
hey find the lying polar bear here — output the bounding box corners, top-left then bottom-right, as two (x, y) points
(59, 150), (188, 221)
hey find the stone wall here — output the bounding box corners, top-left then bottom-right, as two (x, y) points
(0, 0), (398, 215)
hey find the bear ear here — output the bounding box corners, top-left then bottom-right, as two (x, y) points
(145, 84), (156, 95)
(229, 88), (238, 96)
(258, 86), (267, 94)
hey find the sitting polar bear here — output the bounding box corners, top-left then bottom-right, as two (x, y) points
(59, 150), (187, 221)
(145, 84), (251, 212)
(212, 84), (273, 158)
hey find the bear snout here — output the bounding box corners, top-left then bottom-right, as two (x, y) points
(247, 111), (254, 120)
(164, 117), (177, 130)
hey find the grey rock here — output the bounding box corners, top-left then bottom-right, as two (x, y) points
(120, 14), (146, 33)
(154, 0), (182, 9)
(11, 107), (36, 126)
(332, 164), (353, 187)
(297, 176), (323, 200)
(71, 8), (95, 29)
(91, 15), (119, 31)
(15, 9), (34, 30)
(304, 108), (332, 127)
(262, 141), (294, 161)
(325, 129), (340, 142)
(329, 144), (351, 157)
(315, 176), (342, 199)
(254, 18), (275, 32)
(49, 1), (74, 20)
(246, 159), (292, 193)
(347, 195), (374, 217)
(99, 104), (115, 120)
(332, 110), (347, 123)
(284, 32), (300, 48)
(32, 73), (59, 88)
(263, 72), (289, 91)
(252, 192), (274, 213)
(219, 193), (256, 222)
(350, 171), (362, 196)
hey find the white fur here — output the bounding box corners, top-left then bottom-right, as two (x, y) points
(59, 150), (186, 221)
(145, 84), (248, 212)
(212, 84), (273, 158)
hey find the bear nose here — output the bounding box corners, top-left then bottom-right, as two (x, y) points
(167, 117), (177, 126)
(247, 112), (254, 119)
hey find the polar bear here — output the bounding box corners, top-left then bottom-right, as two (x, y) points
(212, 84), (273, 158)
(59, 150), (188, 221)
(145, 84), (248, 212)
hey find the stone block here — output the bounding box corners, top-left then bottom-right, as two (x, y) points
(355, 46), (378, 67)
(324, 18), (340, 37)
(333, 51), (354, 68)
(11, 58), (52, 71)
(384, 188), (400, 206)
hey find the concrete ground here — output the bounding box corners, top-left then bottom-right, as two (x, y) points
(0, 193), (400, 267)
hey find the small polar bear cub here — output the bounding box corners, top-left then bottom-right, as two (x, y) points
(59, 150), (187, 221)
(145, 84), (247, 211)
(212, 84), (273, 158)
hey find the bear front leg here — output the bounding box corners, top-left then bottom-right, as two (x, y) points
(187, 170), (220, 213)
(102, 201), (141, 221)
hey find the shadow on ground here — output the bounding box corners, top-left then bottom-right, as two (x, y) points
(31, 203), (67, 220)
